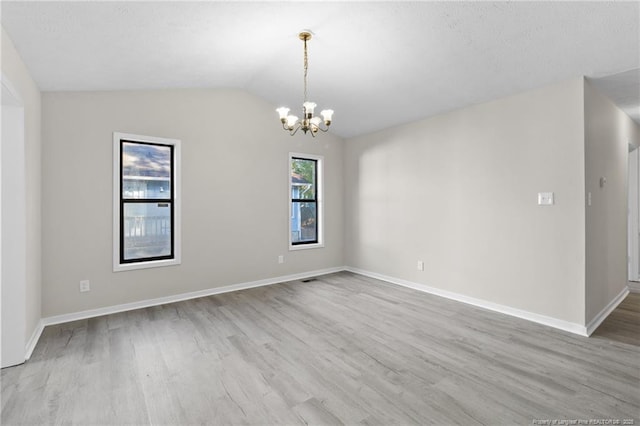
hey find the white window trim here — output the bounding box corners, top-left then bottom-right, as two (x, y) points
(113, 132), (182, 272)
(289, 152), (324, 251)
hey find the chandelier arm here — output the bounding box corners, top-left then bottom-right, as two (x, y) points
(290, 123), (301, 136)
(312, 121), (330, 133)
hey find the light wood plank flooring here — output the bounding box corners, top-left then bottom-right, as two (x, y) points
(2, 272), (639, 425)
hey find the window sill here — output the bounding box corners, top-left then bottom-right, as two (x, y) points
(113, 258), (181, 272)
(289, 243), (324, 251)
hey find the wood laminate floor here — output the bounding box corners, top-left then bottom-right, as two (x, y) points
(2, 272), (639, 425)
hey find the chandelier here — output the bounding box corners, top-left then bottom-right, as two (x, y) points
(277, 30), (334, 137)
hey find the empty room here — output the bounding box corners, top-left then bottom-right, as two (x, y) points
(1, 1), (639, 424)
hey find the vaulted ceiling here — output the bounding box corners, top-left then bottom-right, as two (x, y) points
(2, 1), (638, 138)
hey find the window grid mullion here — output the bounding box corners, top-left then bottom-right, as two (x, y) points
(122, 199), (171, 203)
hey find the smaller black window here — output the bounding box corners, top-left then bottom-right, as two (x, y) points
(291, 157), (318, 245)
(120, 140), (175, 263)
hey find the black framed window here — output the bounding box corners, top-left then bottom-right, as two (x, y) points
(120, 140), (174, 263)
(290, 157), (318, 245)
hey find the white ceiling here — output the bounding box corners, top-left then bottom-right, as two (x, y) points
(1, 1), (639, 138)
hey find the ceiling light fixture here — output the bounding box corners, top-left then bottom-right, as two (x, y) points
(277, 30), (333, 137)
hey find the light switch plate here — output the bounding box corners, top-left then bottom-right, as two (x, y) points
(538, 192), (554, 206)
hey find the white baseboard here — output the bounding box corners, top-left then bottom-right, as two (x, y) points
(24, 320), (45, 360)
(41, 266), (345, 328)
(29, 265), (626, 356)
(628, 281), (640, 293)
(345, 266), (589, 336)
(585, 287), (629, 336)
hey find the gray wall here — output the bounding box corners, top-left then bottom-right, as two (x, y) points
(584, 80), (640, 323)
(1, 27), (42, 343)
(344, 78), (587, 325)
(38, 75), (640, 331)
(41, 89), (344, 317)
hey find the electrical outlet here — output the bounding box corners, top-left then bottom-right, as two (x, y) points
(278, 255), (284, 264)
(417, 260), (424, 271)
(538, 192), (554, 206)
(79, 280), (90, 292)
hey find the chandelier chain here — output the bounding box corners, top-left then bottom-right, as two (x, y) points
(303, 37), (308, 103)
